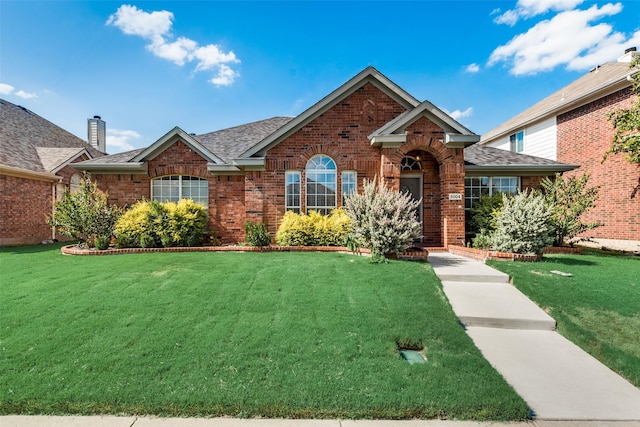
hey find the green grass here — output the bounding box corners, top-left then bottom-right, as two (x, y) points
(0, 244), (529, 420)
(488, 250), (640, 387)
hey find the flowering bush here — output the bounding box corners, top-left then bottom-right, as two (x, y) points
(492, 190), (554, 254)
(343, 177), (421, 262)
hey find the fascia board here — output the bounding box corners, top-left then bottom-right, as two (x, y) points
(71, 162), (148, 174)
(0, 165), (60, 182)
(241, 67), (420, 158)
(207, 164), (241, 173)
(370, 134), (407, 147)
(444, 133), (480, 148)
(232, 157), (265, 167)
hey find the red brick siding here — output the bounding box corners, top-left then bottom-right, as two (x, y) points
(521, 175), (546, 190)
(0, 174), (53, 245)
(557, 87), (639, 240)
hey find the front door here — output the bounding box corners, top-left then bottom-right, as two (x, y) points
(400, 174), (423, 228)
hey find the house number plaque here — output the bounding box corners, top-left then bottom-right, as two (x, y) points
(448, 194), (463, 201)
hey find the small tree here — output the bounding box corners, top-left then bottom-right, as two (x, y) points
(541, 173), (602, 246)
(492, 190), (554, 254)
(605, 55), (640, 165)
(343, 177), (421, 262)
(48, 172), (121, 248)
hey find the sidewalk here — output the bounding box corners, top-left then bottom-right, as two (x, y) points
(428, 252), (640, 421)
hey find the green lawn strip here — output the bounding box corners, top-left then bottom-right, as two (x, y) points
(1, 244), (529, 420)
(488, 250), (640, 387)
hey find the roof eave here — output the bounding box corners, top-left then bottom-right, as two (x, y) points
(133, 127), (225, 164)
(465, 164), (579, 176)
(369, 134), (407, 148)
(50, 149), (92, 174)
(0, 164), (61, 182)
(445, 133), (480, 148)
(71, 162), (148, 174)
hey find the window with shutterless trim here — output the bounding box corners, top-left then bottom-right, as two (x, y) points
(341, 170), (357, 206)
(151, 175), (208, 207)
(285, 171), (301, 213)
(305, 155), (337, 215)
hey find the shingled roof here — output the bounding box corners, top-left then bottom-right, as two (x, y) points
(0, 99), (103, 174)
(465, 144), (576, 174)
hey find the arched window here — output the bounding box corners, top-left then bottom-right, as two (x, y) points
(401, 156), (422, 171)
(151, 175), (208, 207)
(306, 155), (336, 215)
(69, 173), (82, 193)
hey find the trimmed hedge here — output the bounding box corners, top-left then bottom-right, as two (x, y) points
(275, 209), (352, 247)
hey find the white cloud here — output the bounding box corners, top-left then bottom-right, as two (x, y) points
(107, 4), (240, 86)
(446, 107), (474, 121)
(15, 90), (38, 99)
(488, 3), (634, 75)
(0, 83), (15, 95)
(209, 64), (239, 87)
(0, 83), (37, 99)
(106, 129), (141, 153)
(495, 0), (585, 25)
(465, 63), (480, 73)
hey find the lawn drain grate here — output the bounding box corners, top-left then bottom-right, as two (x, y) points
(399, 349), (427, 364)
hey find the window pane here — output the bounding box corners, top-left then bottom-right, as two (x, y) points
(306, 155), (336, 214)
(285, 171), (301, 212)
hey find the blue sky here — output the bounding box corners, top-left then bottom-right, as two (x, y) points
(2, 0), (639, 153)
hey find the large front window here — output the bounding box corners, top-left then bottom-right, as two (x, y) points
(465, 176), (519, 209)
(306, 155), (337, 215)
(151, 176), (208, 206)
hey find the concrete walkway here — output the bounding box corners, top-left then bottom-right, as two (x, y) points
(428, 252), (640, 421)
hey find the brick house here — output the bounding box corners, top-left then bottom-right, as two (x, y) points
(0, 99), (105, 245)
(481, 49), (639, 247)
(75, 67), (574, 247)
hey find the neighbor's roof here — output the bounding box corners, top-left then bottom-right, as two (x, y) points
(465, 145), (577, 175)
(481, 61), (636, 144)
(0, 98), (104, 174)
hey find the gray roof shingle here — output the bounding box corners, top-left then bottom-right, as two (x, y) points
(465, 144), (576, 171)
(0, 98), (104, 173)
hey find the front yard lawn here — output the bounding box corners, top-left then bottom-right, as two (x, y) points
(488, 249), (640, 387)
(0, 244), (529, 420)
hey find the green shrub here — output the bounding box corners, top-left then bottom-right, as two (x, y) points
(275, 209), (352, 246)
(468, 193), (503, 238)
(472, 229), (494, 250)
(343, 177), (421, 262)
(47, 172), (122, 248)
(244, 221), (271, 246)
(492, 191), (554, 254)
(114, 199), (207, 248)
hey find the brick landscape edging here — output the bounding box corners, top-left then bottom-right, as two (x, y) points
(447, 245), (543, 262)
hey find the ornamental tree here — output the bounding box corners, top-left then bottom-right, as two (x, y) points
(343, 177), (421, 262)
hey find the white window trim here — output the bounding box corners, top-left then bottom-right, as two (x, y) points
(305, 155), (337, 214)
(341, 170), (357, 206)
(464, 176), (520, 210)
(151, 175), (208, 207)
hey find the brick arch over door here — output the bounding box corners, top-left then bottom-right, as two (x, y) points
(387, 116), (466, 247)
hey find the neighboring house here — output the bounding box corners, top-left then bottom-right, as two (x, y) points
(0, 99), (105, 245)
(481, 48), (639, 244)
(75, 67), (574, 247)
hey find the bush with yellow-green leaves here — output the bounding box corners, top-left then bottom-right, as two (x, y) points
(275, 209), (352, 247)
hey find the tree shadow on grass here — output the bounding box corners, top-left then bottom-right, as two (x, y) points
(543, 257), (598, 266)
(0, 242), (69, 255)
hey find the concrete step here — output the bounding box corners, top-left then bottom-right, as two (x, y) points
(466, 327), (640, 421)
(441, 281), (557, 330)
(428, 252), (510, 283)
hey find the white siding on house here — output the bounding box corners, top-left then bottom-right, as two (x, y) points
(485, 135), (510, 151)
(524, 117), (557, 160)
(483, 117), (557, 160)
